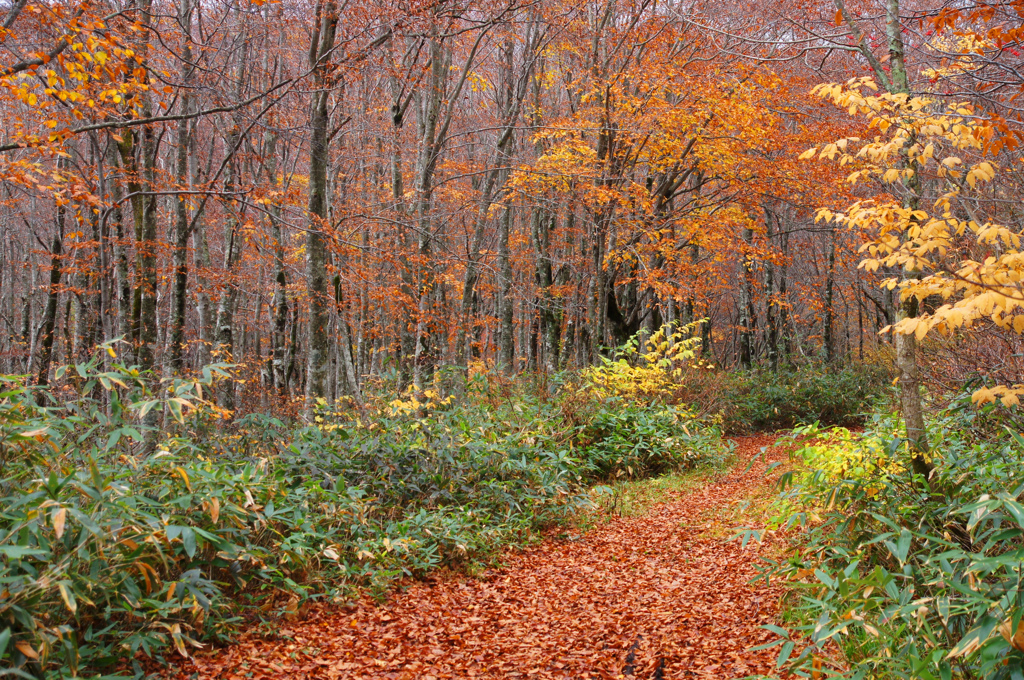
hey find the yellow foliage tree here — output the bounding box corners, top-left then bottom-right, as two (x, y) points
(582, 322), (709, 402)
(805, 76), (1024, 408)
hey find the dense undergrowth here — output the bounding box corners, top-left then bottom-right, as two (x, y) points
(0, 337), (731, 678)
(753, 396), (1024, 679)
(716, 363), (887, 433)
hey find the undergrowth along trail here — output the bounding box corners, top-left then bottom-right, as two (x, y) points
(169, 434), (789, 680)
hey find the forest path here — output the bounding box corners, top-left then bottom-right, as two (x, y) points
(171, 434), (789, 680)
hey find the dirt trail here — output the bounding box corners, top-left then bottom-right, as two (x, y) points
(171, 434), (789, 679)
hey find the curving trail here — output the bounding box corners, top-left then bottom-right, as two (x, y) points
(170, 434), (789, 679)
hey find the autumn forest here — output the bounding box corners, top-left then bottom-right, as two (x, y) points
(3, 0), (1024, 678)
(0, 0), (946, 400)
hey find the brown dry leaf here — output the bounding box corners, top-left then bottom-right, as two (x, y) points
(52, 506), (66, 539)
(16, 641), (39, 660)
(999, 618), (1024, 652)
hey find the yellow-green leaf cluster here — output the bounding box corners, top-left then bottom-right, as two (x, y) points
(804, 77), (1024, 406)
(582, 322), (711, 401)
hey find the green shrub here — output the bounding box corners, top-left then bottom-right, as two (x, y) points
(717, 363), (887, 433)
(0, 361), (382, 677)
(577, 401), (727, 479)
(749, 399), (1024, 679)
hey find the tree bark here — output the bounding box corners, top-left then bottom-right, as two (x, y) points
(263, 130), (289, 394)
(35, 206), (64, 396)
(410, 29), (447, 387)
(333, 275), (361, 402)
(738, 225), (755, 369)
(133, 0), (160, 372)
(304, 0), (338, 410)
(169, 0), (194, 372)
(824, 224), (836, 363)
(498, 205), (515, 372)
(764, 207), (778, 371)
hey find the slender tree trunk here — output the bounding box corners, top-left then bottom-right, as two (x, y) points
(304, 1), (338, 409)
(498, 205), (515, 372)
(824, 225), (836, 362)
(333, 275), (362, 402)
(116, 0), (159, 373)
(764, 207), (778, 371)
(136, 127), (159, 372)
(90, 134), (114, 350)
(23, 255), (36, 374)
(533, 210), (559, 372)
(858, 279), (865, 361)
(192, 226), (213, 356)
(131, 0), (160, 372)
(265, 131), (289, 394)
(835, 0), (930, 464)
(410, 30), (449, 387)
(559, 212), (577, 370)
(778, 217), (791, 361)
(591, 219), (608, 361)
(72, 215), (101, 364)
(214, 31), (250, 408)
(528, 48), (559, 371)
(169, 0), (194, 372)
(35, 207), (64, 395)
(887, 0), (931, 466)
(738, 226), (755, 369)
(387, 45), (416, 383)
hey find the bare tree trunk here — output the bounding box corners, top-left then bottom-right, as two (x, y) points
(764, 207), (778, 371)
(35, 206), (64, 395)
(824, 224), (837, 362)
(533, 210), (559, 372)
(132, 0), (160, 372)
(23, 254), (36, 374)
(333, 275), (362, 402)
(527, 51), (559, 373)
(456, 31), (539, 369)
(590, 220), (607, 362)
(888, 0), (930, 466)
(456, 101), (515, 366)
(115, 0), (159, 373)
(214, 30), (250, 408)
(72, 214), (101, 364)
(858, 277), (865, 361)
(386, 40), (416, 384)
(192, 162), (213, 369)
(738, 225), (755, 369)
(409, 21), (488, 384)
(90, 134), (114, 350)
(410, 30), (447, 388)
(778, 216), (791, 361)
(559, 212), (577, 370)
(136, 123), (159, 372)
(168, 0), (195, 372)
(498, 205), (515, 372)
(264, 131), (289, 394)
(560, 313), (575, 370)
(304, 0), (338, 409)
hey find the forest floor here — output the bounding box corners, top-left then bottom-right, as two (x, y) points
(168, 434), (791, 679)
